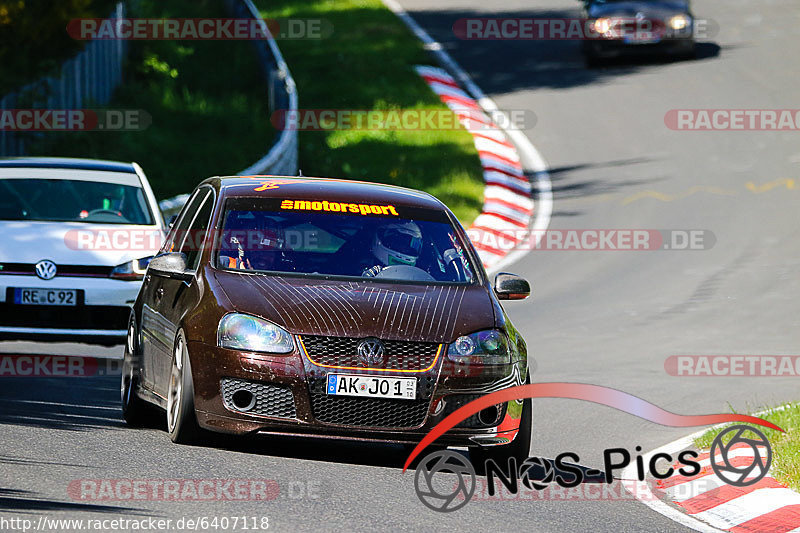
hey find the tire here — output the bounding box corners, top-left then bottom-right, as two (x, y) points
(166, 330), (202, 444)
(584, 52), (601, 68)
(582, 41), (601, 68)
(470, 396), (532, 472)
(121, 317), (150, 427)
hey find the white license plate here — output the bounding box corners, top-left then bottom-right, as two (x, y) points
(625, 33), (660, 44)
(326, 374), (416, 400)
(13, 288), (78, 306)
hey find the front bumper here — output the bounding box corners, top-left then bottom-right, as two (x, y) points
(583, 35), (695, 58)
(0, 274), (140, 343)
(188, 340), (526, 447)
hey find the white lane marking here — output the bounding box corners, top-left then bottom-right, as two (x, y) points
(473, 213), (528, 232)
(696, 447), (756, 469)
(424, 81), (472, 100)
(693, 488), (800, 529)
(479, 154), (523, 173)
(484, 186), (536, 211)
(473, 136), (521, 162)
(465, 127), (509, 143)
(666, 475), (729, 503)
(477, 249), (506, 263)
(382, 0), (552, 275)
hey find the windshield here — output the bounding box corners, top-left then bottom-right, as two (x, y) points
(215, 197), (476, 283)
(0, 178), (154, 225)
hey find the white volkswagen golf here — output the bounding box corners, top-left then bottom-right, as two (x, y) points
(0, 157), (165, 345)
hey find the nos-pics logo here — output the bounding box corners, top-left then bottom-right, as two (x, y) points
(413, 424), (772, 512)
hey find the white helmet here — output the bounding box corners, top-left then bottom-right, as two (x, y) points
(372, 221), (423, 266)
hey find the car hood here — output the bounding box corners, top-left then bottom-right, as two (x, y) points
(589, 1), (689, 18)
(213, 270), (496, 343)
(0, 220), (164, 266)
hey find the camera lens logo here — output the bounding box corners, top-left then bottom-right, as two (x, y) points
(710, 425), (772, 487)
(519, 456), (554, 490)
(414, 450), (476, 512)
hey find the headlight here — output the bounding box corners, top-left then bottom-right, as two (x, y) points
(669, 14), (691, 30)
(448, 329), (510, 365)
(110, 257), (152, 281)
(593, 18), (611, 34)
(218, 314), (294, 354)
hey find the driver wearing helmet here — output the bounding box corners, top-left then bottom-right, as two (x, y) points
(361, 221), (423, 277)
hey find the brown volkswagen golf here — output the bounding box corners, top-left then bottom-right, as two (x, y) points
(122, 176), (532, 464)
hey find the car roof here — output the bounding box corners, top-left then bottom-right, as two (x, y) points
(0, 157), (137, 174)
(214, 175), (447, 211)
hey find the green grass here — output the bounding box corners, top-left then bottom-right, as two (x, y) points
(254, 0), (485, 223)
(23, 0), (485, 223)
(25, 0), (274, 200)
(694, 403), (800, 491)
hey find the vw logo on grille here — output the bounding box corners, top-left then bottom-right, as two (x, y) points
(357, 338), (385, 366)
(34, 260), (57, 280)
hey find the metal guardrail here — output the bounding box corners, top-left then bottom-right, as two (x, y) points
(0, 0), (297, 215)
(0, 3), (127, 156)
(159, 0), (299, 217)
(228, 0), (298, 177)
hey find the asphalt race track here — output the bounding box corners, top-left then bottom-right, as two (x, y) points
(1, 0), (798, 531)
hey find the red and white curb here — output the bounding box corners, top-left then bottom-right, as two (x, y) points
(625, 419), (800, 532)
(415, 65), (534, 271)
(384, 0), (552, 275)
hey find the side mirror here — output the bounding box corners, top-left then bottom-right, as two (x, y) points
(494, 272), (530, 300)
(148, 252), (193, 281)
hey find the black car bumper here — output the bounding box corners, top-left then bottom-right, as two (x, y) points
(584, 36), (695, 58)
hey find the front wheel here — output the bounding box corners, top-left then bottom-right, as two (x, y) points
(470, 397), (532, 471)
(166, 330), (201, 444)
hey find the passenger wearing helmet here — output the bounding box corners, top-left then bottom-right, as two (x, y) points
(219, 211), (284, 271)
(361, 221), (423, 277)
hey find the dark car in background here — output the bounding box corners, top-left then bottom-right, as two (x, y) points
(581, 0), (696, 65)
(122, 176), (533, 465)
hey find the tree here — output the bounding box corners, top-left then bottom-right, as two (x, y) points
(0, 0), (119, 96)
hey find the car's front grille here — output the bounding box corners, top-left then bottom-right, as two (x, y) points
(0, 302), (128, 331)
(608, 18), (666, 33)
(300, 335), (441, 371)
(0, 263), (113, 278)
(309, 394), (430, 428)
(221, 378), (296, 419)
